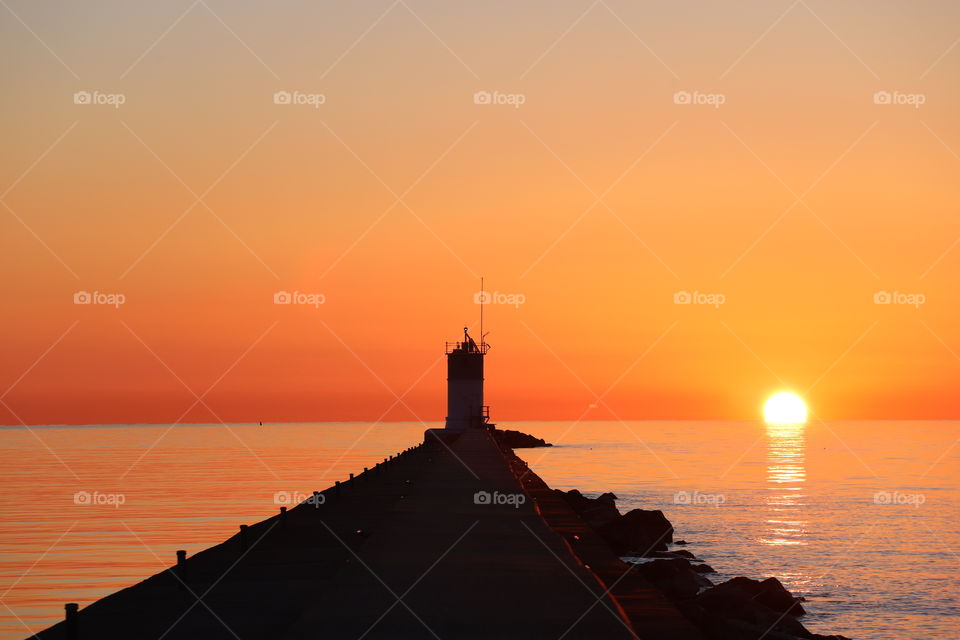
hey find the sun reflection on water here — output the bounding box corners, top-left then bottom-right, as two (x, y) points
(762, 421), (808, 546)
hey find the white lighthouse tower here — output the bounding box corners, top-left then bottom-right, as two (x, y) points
(444, 327), (489, 430)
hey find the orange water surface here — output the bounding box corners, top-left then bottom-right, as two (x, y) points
(0, 420), (957, 639)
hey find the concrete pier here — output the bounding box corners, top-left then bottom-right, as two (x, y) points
(33, 428), (701, 639)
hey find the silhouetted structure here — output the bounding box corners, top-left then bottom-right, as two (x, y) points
(444, 327), (489, 430)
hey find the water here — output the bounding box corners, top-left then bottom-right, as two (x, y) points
(0, 421), (956, 639)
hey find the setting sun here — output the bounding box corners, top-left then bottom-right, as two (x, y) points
(764, 392), (808, 425)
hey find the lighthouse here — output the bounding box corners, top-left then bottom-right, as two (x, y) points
(444, 327), (489, 430)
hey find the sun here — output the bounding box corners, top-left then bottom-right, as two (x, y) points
(763, 392), (808, 424)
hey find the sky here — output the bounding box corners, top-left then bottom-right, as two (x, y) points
(1, 0), (958, 424)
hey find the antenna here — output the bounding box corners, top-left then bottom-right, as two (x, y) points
(479, 276), (483, 348)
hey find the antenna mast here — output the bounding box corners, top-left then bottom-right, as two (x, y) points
(479, 276), (483, 348)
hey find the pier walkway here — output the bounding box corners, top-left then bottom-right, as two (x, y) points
(35, 428), (701, 639)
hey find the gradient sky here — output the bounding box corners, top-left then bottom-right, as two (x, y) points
(1, 0), (958, 424)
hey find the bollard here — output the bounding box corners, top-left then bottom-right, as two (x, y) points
(239, 524), (249, 552)
(349, 473), (354, 481)
(176, 550), (187, 590)
(312, 491), (322, 508)
(279, 506), (287, 528)
(65, 602), (78, 640)
(335, 480), (340, 496)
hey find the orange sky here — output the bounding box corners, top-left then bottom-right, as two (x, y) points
(1, 1), (958, 424)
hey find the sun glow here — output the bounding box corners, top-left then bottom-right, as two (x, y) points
(763, 392), (808, 425)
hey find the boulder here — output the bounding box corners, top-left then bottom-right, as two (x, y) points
(556, 489), (621, 529)
(493, 428), (552, 448)
(706, 612), (816, 640)
(692, 563), (716, 574)
(699, 576), (805, 617)
(631, 558), (710, 599)
(597, 508), (674, 555)
(648, 550), (694, 560)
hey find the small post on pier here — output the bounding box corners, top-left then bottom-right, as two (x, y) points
(65, 602), (78, 640)
(239, 524), (249, 552)
(349, 472), (354, 481)
(279, 506), (287, 528)
(335, 480), (340, 496)
(176, 549), (187, 590)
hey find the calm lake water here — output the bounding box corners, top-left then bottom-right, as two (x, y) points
(0, 421), (957, 639)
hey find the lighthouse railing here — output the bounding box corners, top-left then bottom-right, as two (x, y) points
(444, 341), (490, 355)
